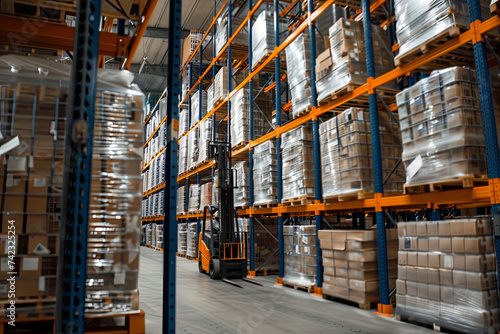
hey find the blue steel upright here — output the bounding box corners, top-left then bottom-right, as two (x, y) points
(274, 0), (285, 280)
(248, 0), (255, 272)
(307, 0), (324, 291)
(163, 0), (182, 332)
(361, 0), (390, 309)
(55, 0), (101, 331)
(227, 0), (233, 153)
(466, 0), (500, 286)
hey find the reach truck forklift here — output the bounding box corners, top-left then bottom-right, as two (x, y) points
(197, 141), (260, 287)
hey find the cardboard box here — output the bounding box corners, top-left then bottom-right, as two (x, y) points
(417, 238), (428, 251)
(28, 235), (49, 254)
(452, 237), (465, 253)
(407, 267), (417, 281)
(453, 254), (466, 271)
(440, 254), (453, 269)
(427, 221), (439, 236)
(453, 270), (467, 288)
(399, 236), (417, 251)
(464, 236), (494, 253)
(440, 286), (454, 304)
(1, 215), (23, 234)
(324, 265), (335, 276)
(416, 223), (427, 236)
(20, 256), (42, 276)
(349, 278), (379, 292)
(466, 253), (496, 272)
(466, 272), (497, 291)
(417, 283), (428, 298)
(335, 277), (349, 288)
(438, 221), (451, 236)
(398, 265), (407, 280)
(416, 268), (428, 283)
(396, 294), (406, 306)
(428, 237), (439, 252)
(406, 281), (417, 296)
(439, 269), (453, 286)
(323, 257), (334, 267)
(428, 253), (440, 268)
(428, 269), (439, 285)
(398, 251), (408, 265)
(396, 279), (406, 294)
(26, 214), (48, 234)
(16, 277), (41, 298)
(348, 269), (379, 280)
(347, 250), (377, 262)
(335, 267), (348, 278)
(439, 237), (452, 252)
(407, 252), (418, 266)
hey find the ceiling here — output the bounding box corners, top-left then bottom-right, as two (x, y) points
(122, 0), (223, 95)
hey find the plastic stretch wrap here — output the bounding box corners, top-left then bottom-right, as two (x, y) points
(143, 114), (165, 163)
(251, 10), (288, 70)
(230, 88), (273, 148)
(212, 170), (219, 207)
(154, 224), (163, 249)
(319, 229), (398, 303)
(253, 140), (278, 205)
(207, 83), (214, 113)
(178, 135), (188, 175)
(179, 109), (189, 136)
(146, 224), (153, 246)
(319, 108), (405, 198)
(177, 223), (188, 255)
(394, 0), (496, 61)
(281, 124), (315, 200)
(283, 225), (317, 287)
(213, 67), (229, 107)
(233, 161), (250, 207)
(142, 187), (163, 217)
(186, 222), (197, 257)
(188, 184), (200, 212)
(143, 150), (165, 194)
(199, 182), (212, 210)
(187, 127), (199, 170)
(191, 90), (207, 125)
(215, 11), (248, 54)
(240, 218), (279, 270)
(396, 218), (499, 334)
(177, 186), (187, 215)
(396, 67), (500, 186)
(0, 55), (143, 314)
(316, 18), (394, 103)
(198, 118), (213, 164)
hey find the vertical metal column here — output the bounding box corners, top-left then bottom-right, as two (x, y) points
(274, 0), (285, 282)
(307, 0), (323, 293)
(196, 44), (203, 256)
(248, 0), (256, 274)
(466, 0), (500, 286)
(163, 0), (182, 332)
(186, 62), (193, 212)
(361, 0), (391, 314)
(55, 0), (101, 331)
(227, 1), (232, 153)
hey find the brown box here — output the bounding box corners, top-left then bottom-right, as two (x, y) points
(417, 252), (428, 267)
(452, 237), (465, 253)
(428, 269), (439, 285)
(416, 268), (428, 283)
(440, 254), (453, 269)
(323, 257), (334, 267)
(348, 269), (379, 280)
(396, 294), (406, 306)
(1, 215), (23, 234)
(335, 277), (349, 288)
(439, 269), (453, 286)
(396, 279), (406, 294)
(466, 253), (496, 272)
(398, 251), (408, 265)
(16, 277), (41, 298)
(428, 237), (439, 252)
(398, 265), (407, 280)
(323, 274), (335, 285)
(417, 238), (429, 251)
(406, 281), (417, 296)
(407, 252), (417, 266)
(334, 259), (348, 268)
(453, 270), (467, 288)
(324, 266), (335, 276)
(28, 235), (49, 254)
(347, 250), (377, 262)
(464, 236), (494, 253)
(427, 221), (439, 236)
(26, 215), (48, 234)
(453, 254), (466, 271)
(466, 272), (497, 291)
(416, 223), (427, 236)
(336, 267), (348, 278)
(439, 238), (452, 252)
(463, 218), (492, 236)
(347, 240), (377, 250)
(440, 286), (454, 304)
(399, 236), (417, 251)
(322, 249), (334, 258)
(428, 253), (440, 268)
(417, 283), (428, 298)
(349, 279), (379, 292)
(438, 221), (451, 236)
(20, 256), (42, 276)
(407, 267), (417, 281)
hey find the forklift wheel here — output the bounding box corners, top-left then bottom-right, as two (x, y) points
(198, 253), (205, 273)
(209, 258), (220, 279)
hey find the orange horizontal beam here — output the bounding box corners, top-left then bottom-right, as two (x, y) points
(0, 15), (130, 57)
(143, 183), (165, 197)
(177, 161), (214, 182)
(141, 215), (165, 222)
(142, 147), (166, 172)
(143, 116), (167, 148)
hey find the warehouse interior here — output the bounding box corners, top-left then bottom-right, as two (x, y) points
(1, 0), (500, 333)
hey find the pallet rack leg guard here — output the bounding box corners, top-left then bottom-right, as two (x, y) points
(248, 0), (256, 275)
(55, 0), (101, 331)
(307, 0), (324, 296)
(163, 0), (182, 332)
(361, 0), (392, 316)
(467, 0), (500, 291)
(274, 0), (285, 284)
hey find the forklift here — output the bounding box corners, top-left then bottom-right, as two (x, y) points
(197, 141), (259, 286)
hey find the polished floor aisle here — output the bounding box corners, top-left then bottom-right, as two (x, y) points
(139, 247), (435, 334)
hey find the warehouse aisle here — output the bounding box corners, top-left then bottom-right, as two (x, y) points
(139, 247), (434, 334)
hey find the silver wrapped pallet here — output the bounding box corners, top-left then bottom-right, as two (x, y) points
(234, 161), (250, 208)
(283, 225), (317, 288)
(281, 124), (315, 201)
(215, 10), (248, 54)
(186, 222), (197, 258)
(253, 140), (278, 205)
(199, 182), (213, 210)
(396, 218), (500, 334)
(177, 223), (188, 255)
(190, 89), (207, 125)
(213, 66), (229, 108)
(188, 184), (200, 213)
(187, 127), (199, 170)
(251, 10), (288, 70)
(319, 108), (405, 200)
(179, 109), (189, 135)
(178, 135), (188, 175)
(177, 186), (187, 215)
(0, 55), (143, 314)
(198, 118), (213, 164)
(396, 67), (500, 188)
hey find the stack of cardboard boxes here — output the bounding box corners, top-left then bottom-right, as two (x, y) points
(188, 184), (200, 213)
(239, 218), (279, 271)
(396, 67), (497, 186)
(191, 89), (207, 125)
(234, 161), (250, 208)
(396, 218), (499, 333)
(316, 18), (394, 103)
(186, 222), (197, 258)
(177, 223), (188, 255)
(154, 224), (163, 249)
(253, 140), (278, 205)
(187, 127), (199, 170)
(178, 135), (188, 174)
(177, 186), (186, 215)
(282, 124), (315, 201)
(283, 225), (317, 287)
(215, 11), (248, 54)
(0, 55), (143, 313)
(318, 229), (398, 304)
(319, 108), (405, 199)
(181, 30), (212, 68)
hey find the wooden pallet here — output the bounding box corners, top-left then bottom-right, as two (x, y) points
(283, 282), (315, 293)
(235, 205), (250, 211)
(324, 190), (375, 202)
(212, 96), (225, 110)
(189, 210), (203, 215)
(176, 252), (187, 258)
(232, 141), (249, 151)
(186, 255), (197, 261)
(322, 294), (377, 310)
(282, 196), (315, 206)
(318, 84), (397, 108)
(252, 53), (287, 73)
(256, 268), (279, 276)
(0, 309), (146, 334)
(396, 311), (462, 333)
(0, 296), (56, 315)
(403, 175), (489, 194)
(254, 202), (279, 209)
(492, 1), (500, 15)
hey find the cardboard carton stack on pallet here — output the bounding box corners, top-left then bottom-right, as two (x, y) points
(396, 218), (499, 333)
(213, 66), (229, 108)
(186, 222), (197, 258)
(187, 127), (199, 170)
(396, 67), (500, 189)
(191, 89), (207, 125)
(282, 124), (315, 202)
(177, 186), (186, 215)
(239, 218), (279, 271)
(0, 55), (143, 314)
(177, 223), (188, 255)
(319, 108), (405, 200)
(234, 161), (250, 208)
(215, 10), (248, 54)
(181, 30), (213, 68)
(318, 229), (398, 306)
(251, 10), (288, 71)
(253, 140), (278, 206)
(179, 108), (189, 135)
(199, 182), (213, 210)
(178, 135), (188, 174)
(283, 225), (317, 288)
(188, 184), (200, 213)
(155, 224), (163, 249)
(316, 18), (394, 103)
(198, 118), (213, 164)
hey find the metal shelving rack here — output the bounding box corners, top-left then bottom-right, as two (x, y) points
(161, 0), (500, 317)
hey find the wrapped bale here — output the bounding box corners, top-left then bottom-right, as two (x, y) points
(234, 161), (250, 208)
(187, 127), (199, 170)
(283, 225), (317, 288)
(230, 88), (273, 148)
(318, 229), (398, 304)
(396, 67), (500, 188)
(199, 182), (213, 210)
(178, 135), (188, 175)
(317, 18), (394, 103)
(191, 89), (207, 125)
(215, 10), (248, 54)
(186, 222), (197, 257)
(155, 224), (163, 249)
(251, 10), (288, 70)
(253, 140), (278, 205)
(319, 108), (405, 199)
(179, 108), (189, 135)
(177, 186), (186, 215)
(213, 66), (229, 107)
(188, 184), (200, 212)
(177, 223), (188, 255)
(282, 124), (315, 201)
(396, 218), (499, 334)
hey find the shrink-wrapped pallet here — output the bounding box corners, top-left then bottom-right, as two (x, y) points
(234, 161), (250, 207)
(215, 10), (248, 54)
(396, 218), (499, 334)
(319, 108), (405, 199)
(187, 127), (199, 170)
(283, 225), (317, 287)
(179, 109), (189, 135)
(199, 182), (213, 210)
(177, 223), (188, 255)
(177, 186), (186, 215)
(188, 184), (200, 212)
(253, 140), (278, 205)
(186, 222), (197, 257)
(198, 118), (213, 164)
(191, 89), (207, 124)
(178, 135), (188, 175)
(251, 10), (288, 70)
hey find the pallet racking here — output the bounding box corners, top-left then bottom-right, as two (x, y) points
(152, 0), (500, 322)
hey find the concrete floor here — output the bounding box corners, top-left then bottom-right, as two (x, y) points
(139, 247), (436, 334)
